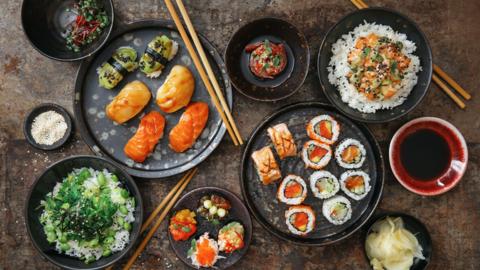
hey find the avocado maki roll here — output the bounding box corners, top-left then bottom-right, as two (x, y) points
(309, 170), (340, 199)
(139, 35), (179, 78)
(98, 46), (138, 89)
(322, 195), (352, 225)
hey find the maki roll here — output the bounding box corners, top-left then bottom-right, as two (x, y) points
(285, 205), (315, 236)
(322, 195), (352, 225)
(98, 46), (138, 89)
(139, 35), (179, 78)
(340, 170), (371, 200)
(218, 222), (245, 253)
(307, 115), (340, 145)
(251, 146), (281, 185)
(267, 123), (297, 159)
(335, 138), (366, 169)
(309, 171), (340, 199)
(277, 175), (307, 205)
(301, 140), (332, 170)
(188, 233), (221, 268)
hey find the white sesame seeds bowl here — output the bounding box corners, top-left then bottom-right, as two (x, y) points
(23, 103), (73, 150)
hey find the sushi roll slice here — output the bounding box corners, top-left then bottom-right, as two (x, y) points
(285, 205), (316, 236)
(98, 46), (138, 89)
(340, 170), (371, 200)
(309, 171), (340, 199)
(322, 195), (352, 225)
(301, 140), (332, 170)
(277, 175), (307, 205)
(306, 115), (340, 145)
(335, 138), (366, 169)
(139, 35), (179, 78)
(251, 146), (282, 185)
(188, 233), (221, 268)
(267, 123), (297, 159)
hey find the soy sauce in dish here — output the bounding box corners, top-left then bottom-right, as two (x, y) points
(399, 129), (451, 180)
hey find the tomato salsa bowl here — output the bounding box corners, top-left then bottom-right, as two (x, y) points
(389, 117), (468, 196)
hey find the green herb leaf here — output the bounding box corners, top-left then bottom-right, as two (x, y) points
(181, 226), (191, 233)
(362, 47), (371, 56)
(273, 55), (281, 67)
(391, 61), (398, 73)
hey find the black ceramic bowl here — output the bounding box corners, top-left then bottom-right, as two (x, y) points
(363, 212), (432, 270)
(21, 0), (114, 61)
(23, 103), (73, 150)
(317, 7), (433, 123)
(225, 17), (310, 101)
(25, 155), (143, 270)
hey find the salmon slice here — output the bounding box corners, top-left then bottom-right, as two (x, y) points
(169, 102), (209, 152)
(124, 111), (166, 163)
(341, 145), (360, 163)
(345, 176), (364, 190)
(319, 121), (333, 139)
(284, 182), (302, 198)
(309, 146), (328, 163)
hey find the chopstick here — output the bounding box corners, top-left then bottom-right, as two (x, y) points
(164, 0), (243, 146)
(350, 0), (472, 108)
(175, 0), (243, 145)
(121, 168), (198, 270)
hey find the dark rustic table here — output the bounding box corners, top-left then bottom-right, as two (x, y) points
(1, 0), (479, 269)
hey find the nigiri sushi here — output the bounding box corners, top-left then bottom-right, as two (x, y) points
(106, 80), (151, 124)
(169, 102), (209, 152)
(139, 35), (178, 78)
(250, 146), (281, 185)
(98, 46), (138, 89)
(267, 123), (297, 159)
(124, 111), (166, 163)
(156, 65), (195, 113)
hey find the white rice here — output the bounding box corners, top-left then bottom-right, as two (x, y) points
(335, 138), (366, 169)
(309, 170), (340, 199)
(277, 175), (308, 205)
(301, 140), (332, 170)
(327, 22), (421, 113)
(307, 115), (340, 144)
(285, 206), (315, 235)
(322, 195), (352, 225)
(340, 170), (371, 200)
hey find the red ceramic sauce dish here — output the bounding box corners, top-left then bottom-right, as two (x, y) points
(389, 117), (468, 196)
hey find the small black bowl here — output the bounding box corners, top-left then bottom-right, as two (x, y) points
(21, 0), (114, 61)
(168, 186), (253, 269)
(363, 212), (432, 270)
(317, 7), (433, 123)
(23, 103), (73, 150)
(225, 17), (310, 102)
(25, 155), (144, 270)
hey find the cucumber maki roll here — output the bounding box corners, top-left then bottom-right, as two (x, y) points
(139, 35), (179, 78)
(98, 46), (138, 89)
(309, 170), (340, 199)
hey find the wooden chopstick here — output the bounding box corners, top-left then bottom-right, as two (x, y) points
(122, 168), (198, 270)
(351, 0), (368, 9)
(164, 0), (241, 146)
(432, 74), (466, 109)
(175, 0), (243, 145)
(433, 64), (471, 100)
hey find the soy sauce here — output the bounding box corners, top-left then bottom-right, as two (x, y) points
(399, 129), (451, 180)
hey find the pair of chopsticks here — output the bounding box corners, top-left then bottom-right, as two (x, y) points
(350, 0), (472, 109)
(107, 168), (197, 270)
(164, 0), (243, 145)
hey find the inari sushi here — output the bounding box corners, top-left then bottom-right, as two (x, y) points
(309, 171), (340, 199)
(340, 170), (371, 200)
(188, 233), (221, 268)
(251, 146), (282, 185)
(277, 175), (307, 205)
(285, 205), (315, 236)
(301, 140), (332, 170)
(139, 35), (179, 78)
(322, 195), (352, 225)
(267, 123), (297, 159)
(307, 115), (340, 144)
(335, 138), (366, 169)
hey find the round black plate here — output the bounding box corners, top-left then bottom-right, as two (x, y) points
(363, 212), (432, 270)
(23, 103), (73, 150)
(25, 155), (143, 270)
(168, 187), (253, 269)
(317, 7), (432, 123)
(74, 20), (232, 178)
(240, 102), (384, 246)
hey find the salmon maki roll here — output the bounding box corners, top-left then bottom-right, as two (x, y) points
(124, 111), (166, 163)
(169, 102), (209, 152)
(307, 115), (340, 145)
(267, 123), (297, 159)
(285, 205), (315, 236)
(335, 138), (366, 169)
(301, 140), (332, 170)
(251, 146), (281, 185)
(277, 175), (307, 205)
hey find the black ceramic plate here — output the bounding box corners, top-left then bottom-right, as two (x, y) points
(317, 7), (433, 123)
(168, 187), (253, 269)
(25, 155), (143, 270)
(74, 20), (232, 178)
(225, 17), (310, 101)
(364, 212), (432, 270)
(240, 102), (384, 246)
(23, 103), (73, 150)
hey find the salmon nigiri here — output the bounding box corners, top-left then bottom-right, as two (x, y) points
(124, 111), (166, 162)
(169, 102), (209, 153)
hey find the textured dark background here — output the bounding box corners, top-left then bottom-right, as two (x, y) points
(0, 0), (479, 269)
